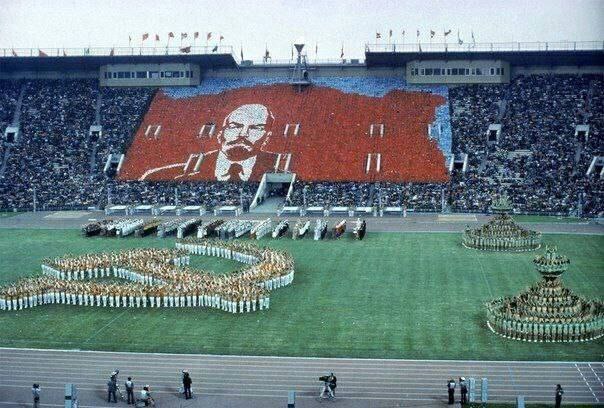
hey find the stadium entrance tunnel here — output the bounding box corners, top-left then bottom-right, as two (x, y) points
(0, 239), (294, 314)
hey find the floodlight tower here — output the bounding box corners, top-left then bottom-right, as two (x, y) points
(290, 40), (311, 92)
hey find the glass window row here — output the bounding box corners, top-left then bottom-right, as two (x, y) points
(104, 70), (194, 79)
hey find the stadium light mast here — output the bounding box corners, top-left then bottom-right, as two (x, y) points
(290, 38), (312, 92)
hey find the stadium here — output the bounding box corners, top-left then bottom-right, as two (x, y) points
(0, 1), (603, 407)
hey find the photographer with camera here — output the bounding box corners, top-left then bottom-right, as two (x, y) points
(139, 385), (155, 407)
(318, 372), (337, 400)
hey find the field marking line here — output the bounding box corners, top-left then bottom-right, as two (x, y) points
(475, 255), (494, 298)
(3, 346), (598, 365)
(82, 310), (128, 344)
(576, 363), (600, 403)
(588, 363), (604, 387)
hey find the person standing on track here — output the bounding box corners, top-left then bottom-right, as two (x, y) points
(32, 384), (41, 408)
(447, 378), (456, 405)
(459, 377), (468, 405)
(182, 370), (193, 399)
(555, 384), (564, 408)
(125, 377), (135, 405)
(107, 378), (117, 403)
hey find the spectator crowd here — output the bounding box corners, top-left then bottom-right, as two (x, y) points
(0, 74), (601, 216)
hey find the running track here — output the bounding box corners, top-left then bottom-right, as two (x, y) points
(0, 348), (603, 407)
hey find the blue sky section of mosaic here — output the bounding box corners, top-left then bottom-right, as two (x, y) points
(163, 77), (452, 155)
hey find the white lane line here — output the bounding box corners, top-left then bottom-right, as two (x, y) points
(588, 363), (604, 387)
(0, 366), (582, 384)
(576, 363), (600, 403)
(0, 370), (590, 387)
(0, 356), (584, 370)
(0, 356), (585, 373)
(0, 377), (589, 391)
(1, 347), (598, 365)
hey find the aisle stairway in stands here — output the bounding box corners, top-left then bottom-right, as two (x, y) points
(249, 196), (285, 214)
(0, 83), (26, 177)
(89, 91), (103, 174)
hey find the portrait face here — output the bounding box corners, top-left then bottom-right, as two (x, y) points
(217, 104), (273, 161)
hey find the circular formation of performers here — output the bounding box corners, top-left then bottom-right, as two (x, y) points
(486, 247), (604, 342)
(462, 213), (541, 252)
(0, 239), (294, 314)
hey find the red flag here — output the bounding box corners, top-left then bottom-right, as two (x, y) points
(181, 33), (188, 40)
(142, 33), (149, 41)
(38, 49), (48, 57)
(206, 32), (212, 40)
(220, 35), (224, 41)
(194, 32), (199, 39)
(155, 34), (160, 41)
(180, 46), (191, 53)
(168, 32), (174, 38)
(109, 48), (114, 56)
(11, 49), (17, 56)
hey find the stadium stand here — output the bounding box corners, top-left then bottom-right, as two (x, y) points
(0, 74), (602, 216)
(449, 74), (603, 215)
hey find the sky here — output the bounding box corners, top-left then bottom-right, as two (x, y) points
(1, 0), (603, 61)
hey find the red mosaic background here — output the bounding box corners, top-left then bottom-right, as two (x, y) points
(118, 84), (449, 182)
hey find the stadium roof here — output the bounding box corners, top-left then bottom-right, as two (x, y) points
(365, 41), (604, 67)
(0, 46), (237, 72)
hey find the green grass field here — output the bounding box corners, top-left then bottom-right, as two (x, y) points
(0, 228), (602, 361)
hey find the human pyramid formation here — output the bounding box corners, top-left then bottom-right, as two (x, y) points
(462, 213), (541, 251)
(0, 240), (295, 314)
(486, 246), (603, 343)
(486, 280), (604, 342)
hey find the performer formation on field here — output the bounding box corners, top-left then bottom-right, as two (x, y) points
(0, 239), (294, 314)
(462, 194), (541, 251)
(486, 246), (604, 342)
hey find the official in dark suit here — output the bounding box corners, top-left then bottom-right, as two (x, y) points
(140, 103), (279, 181)
(182, 370), (192, 399)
